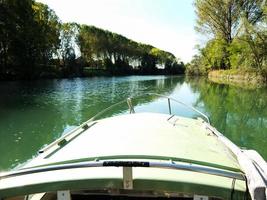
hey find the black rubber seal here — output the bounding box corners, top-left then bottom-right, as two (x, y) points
(103, 161), (150, 167)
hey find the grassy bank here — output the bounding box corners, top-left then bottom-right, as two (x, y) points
(208, 69), (267, 88)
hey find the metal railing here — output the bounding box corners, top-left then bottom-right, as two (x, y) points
(37, 93), (210, 155)
(0, 160), (244, 181)
(145, 93), (210, 124)
(89, 93), (210, 124)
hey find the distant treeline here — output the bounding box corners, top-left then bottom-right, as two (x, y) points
(186, 0), (267, 77)
(0, 0), (184, 80)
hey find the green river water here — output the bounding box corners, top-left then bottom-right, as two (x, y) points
(0, 76), (266, 171)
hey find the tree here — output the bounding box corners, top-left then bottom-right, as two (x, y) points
(193, 0), (267, 74)
(195, 0), (240, 43)
(195, 0), (241, 69)
(0, 0), (35, 76)
(59, 23), (79, 67)
(237, 0), (267, 69)
(0, 0), (61, 79)
(77, 25), (183, 75)
(32, 2), (61, 67)
(0, 1), (184, 79)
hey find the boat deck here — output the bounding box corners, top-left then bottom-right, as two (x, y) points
(27, 113), (241, 172)
(0, 113), (247, 199)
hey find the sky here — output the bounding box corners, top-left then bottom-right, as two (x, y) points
(37, 0), (198, 63)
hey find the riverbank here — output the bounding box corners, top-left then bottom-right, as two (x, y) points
(0, 67), (184, 81)
(208, 69), (267, 89)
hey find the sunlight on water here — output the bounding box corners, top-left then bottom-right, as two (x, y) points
(0, 76), (266, 170)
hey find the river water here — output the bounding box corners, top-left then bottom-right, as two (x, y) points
(0, 76), (266, 170)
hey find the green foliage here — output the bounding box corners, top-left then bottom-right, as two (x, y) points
(59, 23), (81, 75)
(186, 55), (208, 76)
(77, 25), (184, 75)
(190, 0), (267, 77)
(228, 38), (251, 69)
(0, 0), (184, 79)
(0, 0), (60, 79)
(195, 0), (240, 43)
(32, 2), (61, 64)
(202, 39), (229, 69)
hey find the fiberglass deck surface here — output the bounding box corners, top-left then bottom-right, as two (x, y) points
(27, 113), (240, 171)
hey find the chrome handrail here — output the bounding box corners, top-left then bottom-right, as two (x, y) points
(88, 93), (210, 124)
(144, 93), (210, 124)
(0, 160), (244, 181)
(88, 99), (128, 122)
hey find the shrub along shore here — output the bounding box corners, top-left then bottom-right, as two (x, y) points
(208, 69), (267, 88)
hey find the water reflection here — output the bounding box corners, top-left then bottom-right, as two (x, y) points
(0, 75), (266, 170)
(186, 77), (267, 158)
(0, 76), (181, 170)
